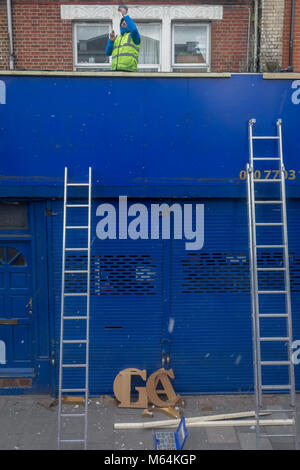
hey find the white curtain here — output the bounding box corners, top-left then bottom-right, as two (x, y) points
(136, 24), (160, 65)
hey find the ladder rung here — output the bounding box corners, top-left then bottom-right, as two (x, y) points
(62, 364), (87, 368)
(61, 414), (86, 417)
(67, 183), (89, 187)
(256, 245), (285, 248)
(66, 204), (89, 207)
(259, 314), (288, 318)
(252, 136), (280, 140)
(253, 157), (280, 160)
(258, 409), (295, 413)
(65, 248), (88, 251)
(261, 385), (291, 390)
(260, 434), (296, 438)
(257, 267), (286, 271)
(260, 361), (291, 366)
(60, 439), (86, 443)
(64, 270), (88, 274)
(255, 200), (282, 204)
(257, 290), (287, 294)
(62, 340), (87, 344)
(255, 223), (283, 226)
(260, 337), (289, 341)
(65, 226), (89, 229)
(61, 388), (87, 392)
(253, 179), (282, 182)
(64, 293), (88, 297)
(63, 316), (88, 320)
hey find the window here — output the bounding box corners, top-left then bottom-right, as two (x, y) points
(172, 23), (210, 72)
(0, 247), (27, 266)
(74, 23), (111, 70)
(0, 202), (27, 230)
(136, 23), (161, 72)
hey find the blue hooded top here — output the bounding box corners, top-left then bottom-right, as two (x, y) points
(105, 15), (140, 56)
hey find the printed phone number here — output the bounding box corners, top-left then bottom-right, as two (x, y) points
(239, 169), (298, 180)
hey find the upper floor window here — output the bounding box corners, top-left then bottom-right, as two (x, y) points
(136, 23), (161, 72)
(74, 22), (111, 70)
(172, 23), (210, 72)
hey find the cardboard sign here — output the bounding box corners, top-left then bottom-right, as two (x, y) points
(113, 367), (179, 408)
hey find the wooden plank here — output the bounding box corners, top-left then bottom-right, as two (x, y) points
(115, 418), (293, 430)
(114, 411), (272, 430)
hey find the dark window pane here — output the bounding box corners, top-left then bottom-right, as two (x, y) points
(77, 25), (109, 64)
(0, 247), (4, 264)
(11, 253), (26, 266)
(0, 203), (27, 229)
(7, 247), (19, 263)
(173, 25), (208, 65)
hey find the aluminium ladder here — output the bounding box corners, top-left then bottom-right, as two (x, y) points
(246, 119), (298, 449)
(57, 167), (92, 450)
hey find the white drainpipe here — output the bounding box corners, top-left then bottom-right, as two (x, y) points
(7, 0), (14, 70)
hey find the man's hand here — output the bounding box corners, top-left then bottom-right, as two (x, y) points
(110, 30), (116, 41)
(118, 6), (127, 16)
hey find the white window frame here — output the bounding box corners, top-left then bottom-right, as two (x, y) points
(135, 21), (162, 72)
(73, 21), (112, 70)
(172, 22), (211, 72)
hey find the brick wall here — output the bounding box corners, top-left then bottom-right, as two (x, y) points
(259, 0), (285, 72)
(282, 0), (300, 72)
(12, 2), (73, 71)
(211, 4), (252, 72)
(0, 0), (253, 72)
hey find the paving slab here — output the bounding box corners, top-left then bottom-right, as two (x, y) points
(206, 425), (239, 444)
(238, 432), (273, 450)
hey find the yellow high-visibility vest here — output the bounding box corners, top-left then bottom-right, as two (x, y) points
(112, 32), (140, 72)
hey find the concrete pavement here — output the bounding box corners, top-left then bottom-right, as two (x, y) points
(0, 393), (299, 450)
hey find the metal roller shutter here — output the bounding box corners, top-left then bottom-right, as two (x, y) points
(50, 197), (300, 395)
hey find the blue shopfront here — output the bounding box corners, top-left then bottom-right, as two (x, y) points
(0, 72), (299, 395)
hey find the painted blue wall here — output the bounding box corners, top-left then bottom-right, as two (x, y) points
(0, 73), (299, 197)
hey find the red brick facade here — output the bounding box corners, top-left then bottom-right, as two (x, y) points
(0, 0), (254, 72)
(0, 0), (298, 73)
(282, 0), (300, 72)
(211, 4), (251, 72)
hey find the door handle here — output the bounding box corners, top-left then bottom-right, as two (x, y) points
(26, 297), (33, 314)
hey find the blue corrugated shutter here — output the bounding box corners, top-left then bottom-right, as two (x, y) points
(52, 199), (164, 394)
(51, 198), (300, 395)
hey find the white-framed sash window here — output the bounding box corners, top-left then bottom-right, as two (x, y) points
(172, 23), (210, 72)
(135, 22), (161, 72)
(73, 22), (111, 70)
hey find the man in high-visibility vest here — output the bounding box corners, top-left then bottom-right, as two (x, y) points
(105, 6), (140, 72)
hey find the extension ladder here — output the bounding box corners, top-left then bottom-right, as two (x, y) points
(246, 119), (298, 449)
(57, 167), (92, 450)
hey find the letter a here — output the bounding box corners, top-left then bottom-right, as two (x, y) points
(146, 368), (179, 407)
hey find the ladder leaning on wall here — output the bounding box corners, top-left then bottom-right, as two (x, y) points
(246, 118), (298, 449)
(57, 167), (92, 450)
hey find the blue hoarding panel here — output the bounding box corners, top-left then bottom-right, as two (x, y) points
(0, 74), (300, 197)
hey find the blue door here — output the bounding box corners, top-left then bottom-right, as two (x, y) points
(0, 243), (34, 372)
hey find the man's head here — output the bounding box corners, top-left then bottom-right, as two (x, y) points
(118, 5), (128, 18)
